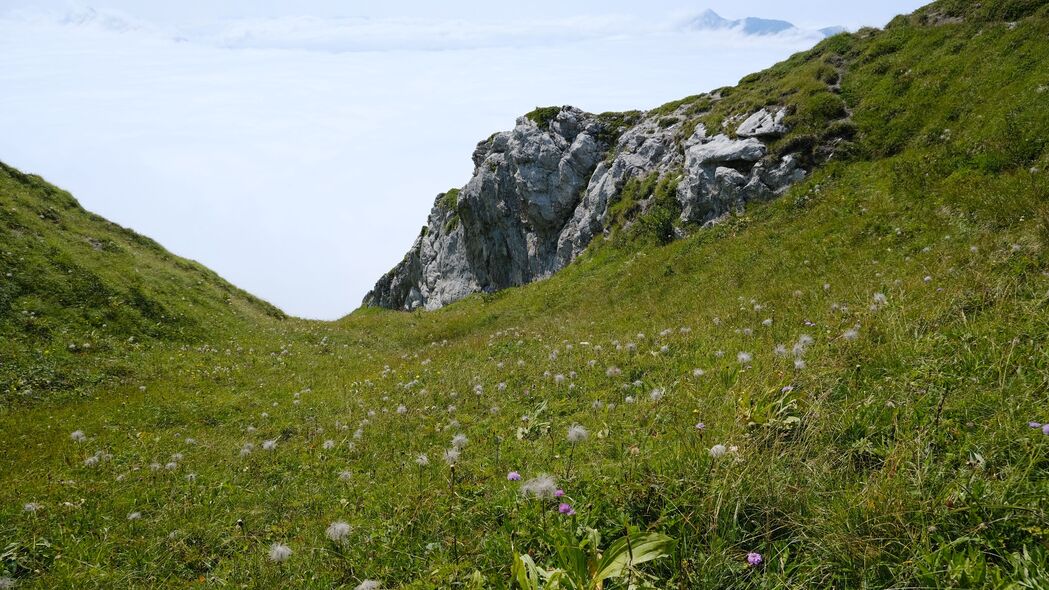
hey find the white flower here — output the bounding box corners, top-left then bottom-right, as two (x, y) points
(326, 521), (351, 542)
(268, 542), (293, 562)
(567, 424), (588, 443)
(520, 474), (558, 499)
(709, 444), (728, 458)
(70, 430), (87, 442)
(262, 439), (278, 451)
(355, 581), (382, 590)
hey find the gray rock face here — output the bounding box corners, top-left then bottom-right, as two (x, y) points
(365, 104), (809, 311)
(736, 108), (788, 138)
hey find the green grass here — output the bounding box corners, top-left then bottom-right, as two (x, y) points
(2, 1), (1049, 588)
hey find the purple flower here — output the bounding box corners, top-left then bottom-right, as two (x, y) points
(747, 552), (763, 566)
(507, 471), (521, 481)
(1030, 422), (1042, 429)
(554, 489), (565, 498)
(1042, 424), (1049, 436)
(558, 503), (575, 516)
(695, 422), (706, 431)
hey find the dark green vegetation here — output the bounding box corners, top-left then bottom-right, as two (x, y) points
(2, 1), (1049, 587)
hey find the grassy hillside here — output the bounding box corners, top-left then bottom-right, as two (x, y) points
(1, 0), (1048, 588)
(0, 162), (284, 406)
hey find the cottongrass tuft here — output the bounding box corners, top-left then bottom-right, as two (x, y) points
(606, 366), (622, 378)
(520, 474), (558, 499)
(322, 439), (336, 450)
(355, 581), (382, 590)
(240, 443), (255, 457)
(415, 454), (430, 467)
(692, 368), (705, 377)
(262, 439), (278, 451)
(268, 542), (293, 562)
(737, 351), (753, 364)
(649, 388), (665, 402)
(70, 430), (87, 442)
(567, 425), (589, 443)
(709, 444), (728, 458)
(127, 511), (142, 521)
(843, 328), (860, 341)
(451, 434), (468, 449)
(326, 521), (351, 543)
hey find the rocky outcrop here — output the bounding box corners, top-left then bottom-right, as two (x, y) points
(365, 103), (811, 311)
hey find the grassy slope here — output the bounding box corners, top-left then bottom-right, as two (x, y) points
(0, 163), (284, 406)
(2, 1), (1049, 588)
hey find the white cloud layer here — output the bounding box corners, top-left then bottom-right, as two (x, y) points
(0, 3), (921, 318)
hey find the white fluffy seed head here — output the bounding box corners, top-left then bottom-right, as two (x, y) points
(326, 521), (351, 542)
(268, 542), (293, 562)
(567, 424), (588, 443)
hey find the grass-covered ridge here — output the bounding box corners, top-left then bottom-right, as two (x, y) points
(2, 0), (1049, 587)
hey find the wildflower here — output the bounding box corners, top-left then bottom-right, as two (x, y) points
(83, 454), (100, 468)
(165, 462), (178, 471)
(650, 388), (665, 402)
(507, 471), (522, 481)
(873, 292), (887, 306)
(322, 439), (336, 450)
(171, 452), (184, 462)
(150, 462), (162, 471)
(443, 448), (460, 466)
(737, 352), (753, 364)
(558, 503), (576, 516)
(709, 444), (728, 458)
(240, 443), (255, 457)
(184, 437), (197, 445)
(24, 502), (41, 513)
(70, 430), (87, 442)
(451, 434), (468, 449)
(695, 423), (705, 431)
(692, 368), (705, 377)
(326, 521), (351, 543)
(567, 425), (589, 443)
(1042, 424), (1049, 436)
(554, 374), (566, 385)
(127, 511), (142, 521)
(794, 358), (806, 370)
(747, 552), (763, 566)
(774, 344), (787, 356)
(1029, 422), (1042, 429)
(186, 473), (197, 482)
(625, 396), (635, 404)
(606, 366), (621, 377)
(843, 328), (859, 341)
(268, 542), (293, 563)
(397, 405), (407, 415)
(521, 474), (558, 499)
(554, 489), (565, 498)
(714, 350), (725, 358)
(355, 581), (381, 590)
(339, 470), (353, 481)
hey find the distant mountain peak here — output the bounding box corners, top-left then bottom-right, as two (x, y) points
(686, 9), (843, 38)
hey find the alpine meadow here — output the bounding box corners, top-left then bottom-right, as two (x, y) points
(3, 0), (1049, 588)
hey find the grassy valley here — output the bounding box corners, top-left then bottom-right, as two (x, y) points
(1, 1), (1049, 587)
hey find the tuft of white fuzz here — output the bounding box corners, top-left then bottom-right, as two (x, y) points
(567, 424), (588, 443)
(326, 521), (351, 542)
(268, 542), (293, 562)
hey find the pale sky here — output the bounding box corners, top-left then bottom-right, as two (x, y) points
(0, 1), (925, 319)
